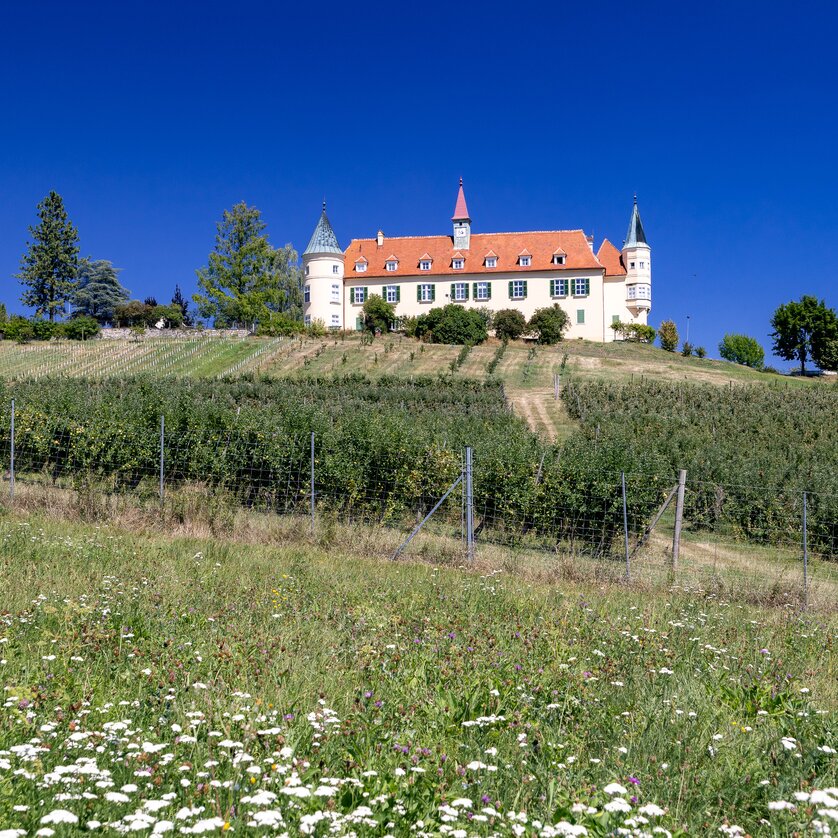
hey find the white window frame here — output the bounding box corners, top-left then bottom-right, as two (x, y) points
(475, 281), (490, 301)
(305, 265), (310, 276)
(385, 285), (398, 303)
(331, 283), (341, 303)
(386, 261), (398, 272)
(519, 255), (531, 267)
(353, 286), (367, 304)
(356, 262), (367, 273)
(304, 285), (311, 303)
(332, 265), (339, 274)
(419, 260), (431, 271)
(452, 258), (464, 270)
(639, 261), (645, 269)
(330, 314), (340, 328)
(452, 282), (468, 301)
(551, 279), (568, 298)
(630, 261), (636, 269)
(572, 278), (589, 297)
(485, 257), (497, 268)
(304, 314), (311, 326)
(552, 254), (565, 265)
(419, 283), (434, 302)
(627, 285), (637, 300)
(511, 280), (525, 300)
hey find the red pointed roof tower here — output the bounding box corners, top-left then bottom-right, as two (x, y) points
(452, 178), (472, 250)
(452, 177), (471, 221)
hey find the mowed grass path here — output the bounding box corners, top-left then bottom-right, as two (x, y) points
(0, 515), (835, 835)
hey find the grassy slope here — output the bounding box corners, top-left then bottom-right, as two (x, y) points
(0, 515), (835, 836)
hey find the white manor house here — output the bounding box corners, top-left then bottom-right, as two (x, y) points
(302, 181), (651, 341)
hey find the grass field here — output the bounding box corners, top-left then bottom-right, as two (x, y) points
(0, 512), (835, 836)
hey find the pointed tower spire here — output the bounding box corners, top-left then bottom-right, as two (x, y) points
(624, 197), (647, 246)
(452, 178), (471, 250)
(304, 202), (342, 256)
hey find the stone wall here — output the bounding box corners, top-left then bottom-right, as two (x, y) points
(99, 328), (250, 340)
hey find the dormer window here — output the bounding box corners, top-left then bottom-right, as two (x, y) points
(356, 262), (367, 273)
(385, 256), (399, 272)
(452, 258), (464, 270)
(420, 261), (431, 271)
(484, 251), (498, 269)
(520, 256), (531, 267)
(552, 254), (566, 265)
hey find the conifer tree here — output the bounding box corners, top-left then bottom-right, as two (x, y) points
(73, 259), (130, 324)
(17, 191), (80, 321)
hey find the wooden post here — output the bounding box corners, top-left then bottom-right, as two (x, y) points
(802, 492), (808, 610)
(671, 469), (687, 570)
(621, 472), (630, 581)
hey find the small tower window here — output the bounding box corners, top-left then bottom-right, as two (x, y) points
(305, 265), (310, 276)
(639, 261), (645, 269)
(333, 265), (339, 274)
(630, 262), (636, 269)
(304, 286), (311, 303)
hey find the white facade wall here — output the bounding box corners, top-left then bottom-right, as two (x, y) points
(303, 254), (344, 330)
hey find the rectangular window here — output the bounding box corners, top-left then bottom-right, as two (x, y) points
(332, 265), (339, 274)
(304, 314), (311, 326)
(418, 283), (435, 303)
(639, 262), (645, 269)
(356, 262), (367, 273)
(385, 285), (400, 304)
(305, 265), (310, 276)
(520, 256), (531, 267)
(419, 260), (431, 271)
(331, 283), (340, 302)
(474, 281), (491, 301)
(572, 277), (590, 296)
(453, 258), (464, 270)
(451, 282), (468, 301)
(552, 255), (565, 265)
(550, 278), (568, 297)
(330, 314), (340, 328)
(355, 316), (363, 331)
(485, 257), (497, 268)
(350, 286), (367, 304)
(304, 285), (311, 303)
(637, 284), (651, 300)
(630, 262), (635, 269)
(386, 261), (398, 272)
(627, 285), (637, 299)
(612, 315), (620, 325)
(577, 309), (585, 325)
(509, 279), (527, 300)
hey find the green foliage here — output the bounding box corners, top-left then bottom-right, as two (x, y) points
(362, 294), (396, 334)
(771, 295), (838, 373)
(16, 191), (80, 322)
(695, 346), (707, 358)
(257, 311), (304, 337)
(486, 340), (507, 375)
(305, 319), (327, 337)
(62, 315), (101, 340)
(657, 319), (679, 352)
(413, 304), (488, 345)
(0, 303), (7, 324)
(171, 285), (192, 327)
(193, 203), (303, 329)
(72, 259), (130, 324)
(114, 300), (150, 327)
(819, 338), (838, 372)
(492, 308), (527, 342)
(611, 321), (656, 343)
(681, 341), (693, 357)
(31, 319), (59, 341)
(528, 304), (569, 345)
(149, 304), (183, 328)
(1, 316), (35, 343)
(718, 333), (765, 369)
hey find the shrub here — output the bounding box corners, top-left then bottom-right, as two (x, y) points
(362, 294), (396, 335)
(2, 317), (35, 343)
(32, 319), (59, 341)
(681, 341), (693, 357)
(414, 305), (487, 345)
(610, 321), (656, 343)
(257, 312), (304, 337)
(695, 346), (707, 358)
(149, 304), (184, 329)
(718, 333), (765, 369)
(493, 309), (527, 342)
(62, 315), (101, 340)
(657, 320), (679, 352)
(528, 304), (569, 345)
(114, 300), (151, 327)
(306, 319), (327, 337)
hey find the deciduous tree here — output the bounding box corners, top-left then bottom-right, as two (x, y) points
(718, 333), (765, 369)
(528, 304), (569, 345)
(770, 296), (838, 373)
(657, 320), (678, 352)
(17, 191), (80, 321)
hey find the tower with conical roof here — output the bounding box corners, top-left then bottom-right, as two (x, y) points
(452, 178), (471, 251)
(621, 197), (651, 317)
(303, 202), (344, 330)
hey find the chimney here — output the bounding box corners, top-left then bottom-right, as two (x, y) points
(376, 230), (384, 248)
(586, 234), (594, 252)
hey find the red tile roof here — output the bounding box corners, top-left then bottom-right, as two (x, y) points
(345, 230), (602, 278)
(452, 178), (470, 220)
(596, 238), (626, 276)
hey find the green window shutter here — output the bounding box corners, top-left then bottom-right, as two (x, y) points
(522, 280), (528, 299)
(355, 316), (363, 331)
(577, 309), (585, 325)
(349, 287), (355, 304)
(549, 279), (555, 297)
(451, 283), (456, 301)
(508, 280), (513, 299)
(430, 285), (436, 302)
(396, 286), (401, 302)
(417, 284), (422, 302)
(473, 282), (478, 299)
(487, 282), (492, 300)
(464, 283), (469, 300)
(364, 287), (369, 299)
(584, 278), (590, 295)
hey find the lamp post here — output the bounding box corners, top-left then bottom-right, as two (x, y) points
(685, 315), (691, 345)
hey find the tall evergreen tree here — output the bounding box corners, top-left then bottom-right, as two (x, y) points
(17, 191), (80, 321)
(171, 285), (192, 327)
(193, 202), (276, 329)
(72, 258), (130, 324)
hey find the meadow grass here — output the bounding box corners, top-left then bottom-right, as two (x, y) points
(0, 512), (835, 836)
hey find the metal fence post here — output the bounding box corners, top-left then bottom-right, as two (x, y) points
(9, 399), (15, 501)
(465, 446), (474, 563)
(621, 471), (629, 581)
(672, 469), (687, 571)
(159, 415), (165, 509)
(802, 491), (808, 610)
(310, 432), (315, 533)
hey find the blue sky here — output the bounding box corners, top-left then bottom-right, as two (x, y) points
(1, 0), (836, 363)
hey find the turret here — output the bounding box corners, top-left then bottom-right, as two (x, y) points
(452, 178), (471, 251)
(303, 202), (344, 330)
(622, 197), (651, 316)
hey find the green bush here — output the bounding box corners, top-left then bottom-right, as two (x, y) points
(257, 312), (304, 337)
(493, 309), (527, 342)
(657, 320), (679, 352)
(528, 304), (569, 345)
(695, 346), (707, 358)
(306, 319), (327, 337)
(62, 315), (101, 340)
(610, 321), (657, 343)
(362, 294), (396, 334)
(681, 341), (693, 357)
(718, 333), (765, 369)
(31, 319), (60, 340)
(2, 317), (35, 343)
(414, 304), (488, 345)
(149, 304), (184, 329)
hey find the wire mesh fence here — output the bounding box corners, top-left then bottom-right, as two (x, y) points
(0, 406), (835, 610)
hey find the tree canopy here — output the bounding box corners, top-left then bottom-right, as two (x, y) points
(17, 191), (80, 321)
(528, 304), (570, 345)
(770, 296), (838, 373)
(362, 294), (395, 334)
(718, 333), (765, 369)
(72, 259), (130, 324)
(193, 202), (302, 329)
